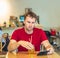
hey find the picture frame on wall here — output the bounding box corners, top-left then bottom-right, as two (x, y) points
(36, 16), (40, 24)
(25, 8), (32, 13)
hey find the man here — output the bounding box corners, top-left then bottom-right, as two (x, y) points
(8, 11), (54, 54)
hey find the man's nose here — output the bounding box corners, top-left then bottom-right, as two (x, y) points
(29, 23), (32, 26)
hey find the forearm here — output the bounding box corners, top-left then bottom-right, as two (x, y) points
(41, 40), (53, 50)
(8, 42), (20, 52)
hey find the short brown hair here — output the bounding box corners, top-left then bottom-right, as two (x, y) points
(24, 11), (38, 20)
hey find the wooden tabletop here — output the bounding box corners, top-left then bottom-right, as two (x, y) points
(8, 52), (60, 58)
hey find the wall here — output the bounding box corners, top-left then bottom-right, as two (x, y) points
(0, 0), (60, 30)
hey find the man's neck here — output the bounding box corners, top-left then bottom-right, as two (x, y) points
(24, 28), (33, 34)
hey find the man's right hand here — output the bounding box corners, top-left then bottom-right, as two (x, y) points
(18, 40), (34, 50)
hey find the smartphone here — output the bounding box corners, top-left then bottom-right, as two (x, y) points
(37, 50), (49, 56)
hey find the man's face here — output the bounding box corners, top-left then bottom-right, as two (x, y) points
(3, 33), (7, 38)
(24, 16), (36, 31)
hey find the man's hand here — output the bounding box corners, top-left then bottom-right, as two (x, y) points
(47, 47), (54, 55)
(41, 40), (54, 54)
(18, 40), (34, 50)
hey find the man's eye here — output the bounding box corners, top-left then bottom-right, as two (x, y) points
(27, 21), (30, 23)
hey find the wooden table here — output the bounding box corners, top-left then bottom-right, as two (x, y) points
(8, 52), (60, 58)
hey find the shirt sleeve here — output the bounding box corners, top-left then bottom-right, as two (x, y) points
(11, 30), (18, 42)
(40, 30), (48, 43)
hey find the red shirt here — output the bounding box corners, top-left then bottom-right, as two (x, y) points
(11, 27), (48, 51)
(50, 29), (56, 36)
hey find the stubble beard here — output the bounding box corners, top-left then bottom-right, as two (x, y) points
(25, 27), (33, 34)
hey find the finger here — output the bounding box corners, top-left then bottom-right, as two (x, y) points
(20, 42), (32, 50)
(23, 43), (34, 50)
(25, 45), (33, 50)
(47, 49), (54, 55)
(47, 51), (53, 55)
(20, 41), (34, 50)
(27, 42), (34, 49)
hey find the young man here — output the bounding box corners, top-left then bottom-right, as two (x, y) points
(8, 11), (54, 54)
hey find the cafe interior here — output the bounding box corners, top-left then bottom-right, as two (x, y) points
(0, 0), (60, 58)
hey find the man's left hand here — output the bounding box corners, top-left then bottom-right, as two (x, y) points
(47, 47), (54, 55)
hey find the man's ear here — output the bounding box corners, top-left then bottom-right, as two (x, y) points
(23, 21), (25, 25)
